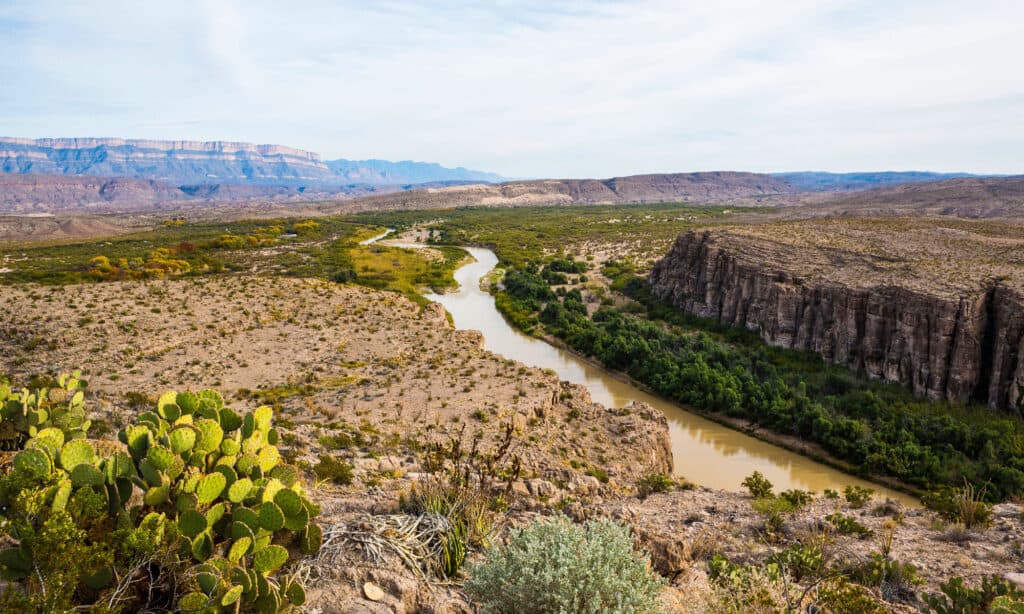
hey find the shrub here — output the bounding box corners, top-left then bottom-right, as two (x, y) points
(848, 554), (920, 603)
(0, 379), (320, 612)
(752, 496), (797, 536)
(742, 471), (774, 498)
(843, 485), (874, 509)
(401, 421), (521, 579)
(923, 575), (1024, 614)
(922, 482), (992, 529)
(770, 543), (825, 582)
(706, 554), (793, 612)
(636, 473), (675, 498)
(813, 577), (888, 613)
(313, 454), (354, 485)
(826, 512), (873, 538)
(466, 516), (664, 613)
(778, 489), (812, 509)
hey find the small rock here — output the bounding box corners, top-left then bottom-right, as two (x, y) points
(363, 582), (385, 602)
(1005, 572), (1024, 588)
(993, 503), (1021, 519)
(526, 479), (557, 498)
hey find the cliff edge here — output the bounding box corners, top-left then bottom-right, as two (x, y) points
(649, 219), (1024, 411)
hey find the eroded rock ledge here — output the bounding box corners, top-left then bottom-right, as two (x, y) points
(649, 229), (1024, 410)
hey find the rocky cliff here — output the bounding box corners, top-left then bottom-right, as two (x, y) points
(0, 137), (503, 186)
(649, 227), (1024, 411)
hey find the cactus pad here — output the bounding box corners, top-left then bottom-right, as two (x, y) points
(59, 439), (95, 470)
(178, 509), (207, 538)
(258, 502), (285, 531)
(257, 445), (279, 473)
(228, 478), (253, 503)
(301, 524), (323, 555)
(70, 463), (105, 487)
(219, 407), (243, 431)
(193, 419), (224, 455)
(252, 544), (288, 574)
(269, 464), (299, 487)
(196, 472), (226, 505)
(220, 438), (241, 456)
(13, 448), (52, 479)
(144, 484), (171, 506)
(50, 478), (73, 511)
(168, 426), (197, 454)
(228, 536), (251, 563)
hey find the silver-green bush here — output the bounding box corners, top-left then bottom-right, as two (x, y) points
(465, 515), (665, 613)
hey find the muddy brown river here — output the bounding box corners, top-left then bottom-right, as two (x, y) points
(374, 233), (915, 504)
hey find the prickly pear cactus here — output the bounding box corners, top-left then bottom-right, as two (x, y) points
(0, 371), (90, 450)
(116, 389), (320, 612)
(0, 377), (319, 613)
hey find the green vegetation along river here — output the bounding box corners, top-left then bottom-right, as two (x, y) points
(411, 243), (915, 505)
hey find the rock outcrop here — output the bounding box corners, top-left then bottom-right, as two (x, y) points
(649, 230), (1024, 411)
(0, 137), (503, 187)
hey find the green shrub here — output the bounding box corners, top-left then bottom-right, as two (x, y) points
(313, 454), (354, 485)
(585, 467), (609, 484)
(813, 577), (888, 613)
(742, 471), (774, 498)
(924, 575), (1024, 614)
(778, 489), (812, 509)
(826, 512), (874, 538)
(848, 554), (920, 603)
(752, 496), (797, 536)
(0, 378), (320, 612)
(636, 473), (675, 498)
(770, 543), (825, 582)
(466, 516), (664, 613)
(843, 485), (874, 509)
(921, 482), (992, 529)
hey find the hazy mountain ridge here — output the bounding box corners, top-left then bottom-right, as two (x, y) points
(774, 171), (981, 192)
(0, 137), (504, 186)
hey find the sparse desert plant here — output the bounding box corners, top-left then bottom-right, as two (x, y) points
(742, 471), (774, 499)
(636, 473), (676, 498)
(812, 577), (888, 614)
(826, 512), (873, 538)
(848, 553), (920, 603)
(752, 496), (797, 537)
(466, 516), (665, 613)
(922, 481), (992, 529)
(778, 488), (812, 509)
(924, 575), (1024, 613)
(843, 485), (874, 509)
(313, 454), (354, 485)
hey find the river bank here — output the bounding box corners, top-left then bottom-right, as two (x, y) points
(368, 230), (918, 504)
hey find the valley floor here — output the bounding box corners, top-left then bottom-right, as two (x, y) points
(2, 275), (1024, 611)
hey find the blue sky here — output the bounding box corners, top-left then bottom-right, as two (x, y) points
(1, 0), (1021, 177)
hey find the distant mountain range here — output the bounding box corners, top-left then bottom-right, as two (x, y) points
(0, 137), (505, 186)
(773, 171), (980, 192)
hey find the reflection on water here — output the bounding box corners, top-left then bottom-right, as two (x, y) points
(407, 244), (916, 504)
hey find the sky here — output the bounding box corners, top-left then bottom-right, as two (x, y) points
(1, 0), (1022, 178)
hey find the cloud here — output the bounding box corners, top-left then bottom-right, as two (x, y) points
(0, 0), (1021, 176)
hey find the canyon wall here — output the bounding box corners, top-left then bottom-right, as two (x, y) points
(649, 230), (1024, 411)
(0, 137), (503, 186)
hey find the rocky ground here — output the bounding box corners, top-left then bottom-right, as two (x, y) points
(2, 275), (1024, 612)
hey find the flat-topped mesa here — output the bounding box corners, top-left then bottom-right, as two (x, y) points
(0, 137), (322, 162)
(648, 222), (1024, 411)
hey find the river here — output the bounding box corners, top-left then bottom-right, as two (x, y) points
(371, 234), (915, 504)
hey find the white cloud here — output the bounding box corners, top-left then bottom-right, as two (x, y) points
(0, 0), (1021, 176)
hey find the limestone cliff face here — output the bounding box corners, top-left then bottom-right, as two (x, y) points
(649, 231), (1024, 411)
(0, 137), (504, 187)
